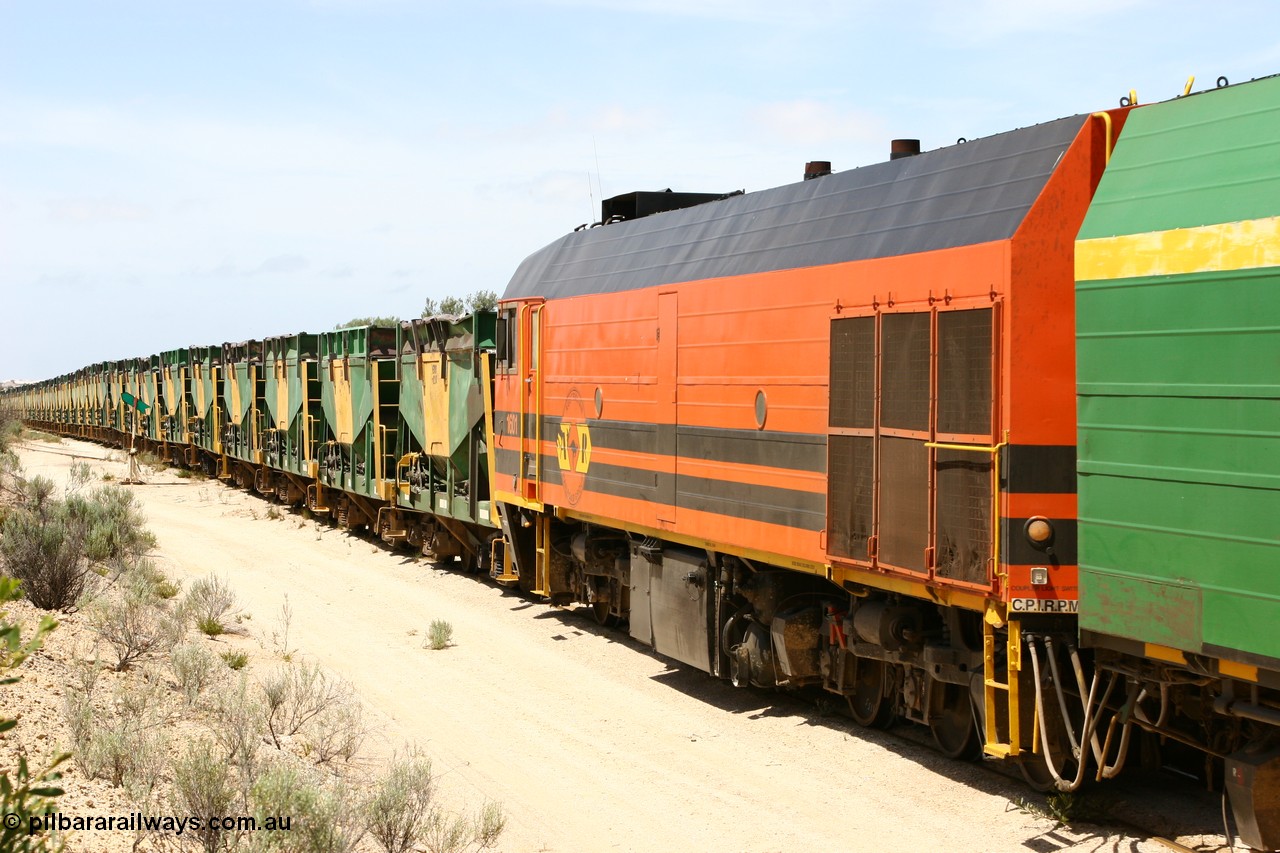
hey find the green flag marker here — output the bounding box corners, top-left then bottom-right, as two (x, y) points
(120, 392), (151, 414)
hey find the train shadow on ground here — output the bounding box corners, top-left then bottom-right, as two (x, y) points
(259, 504), (1230, 852)
(527, 600), (1232, 852)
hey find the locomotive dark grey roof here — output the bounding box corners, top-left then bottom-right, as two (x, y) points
(503, 113), (1088, 300)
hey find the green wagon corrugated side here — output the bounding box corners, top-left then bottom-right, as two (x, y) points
(1075, 75), (1280, 668)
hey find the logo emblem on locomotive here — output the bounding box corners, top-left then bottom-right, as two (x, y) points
(555, 389), (591, 505)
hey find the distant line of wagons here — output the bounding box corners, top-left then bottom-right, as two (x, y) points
(7, 75), (1280, 848)
(8, 322), (497, 561)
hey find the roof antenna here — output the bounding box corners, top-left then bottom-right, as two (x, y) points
(593, 135), (605, 209)
(587, 172), (595, 224)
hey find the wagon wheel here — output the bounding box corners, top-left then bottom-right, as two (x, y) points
(847, 658), (897, 729)
(930, 683), (981, 760)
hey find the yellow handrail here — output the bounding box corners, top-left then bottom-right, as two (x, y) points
(1090, 111), (1114, 166)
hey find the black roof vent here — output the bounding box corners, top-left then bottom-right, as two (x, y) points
(601, 189), (732, 224)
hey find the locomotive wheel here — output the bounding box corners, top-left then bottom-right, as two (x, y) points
(930, 683), (981, 760)
(847, 659), (897, 729)
(591, 579), (620, 627)
(591, 600), (619, 627)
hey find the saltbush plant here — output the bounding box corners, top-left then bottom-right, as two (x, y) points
(172, 739), (238, 853)
(183, 574), (240, 636)
(261, 660), (356, 750)
(0, 476), (156, 611)
(169, 641), (219, 703)
(426, 620), (453, 651)
(0, 577), (65, 853)
(366, 751), (435, 853)
(88, 579), (183, 671)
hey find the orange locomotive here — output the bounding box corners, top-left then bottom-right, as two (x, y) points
(490, 109), (1124, 771)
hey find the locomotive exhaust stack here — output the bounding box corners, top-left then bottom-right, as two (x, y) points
(890, 138), (920, 159)
(804, 160), (832, 180)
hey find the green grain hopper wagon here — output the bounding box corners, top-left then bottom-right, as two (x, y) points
(310, 324), (399, 529)
(47, 371), (68, 430)
(88, 362), (111, 440)
(387, 311), (497, 562)
(260, 332), (322, 504)
(140, 355), (162, 446)
(158, 348), (191, 455)
(186, 345), (223, 471)
(107, 359), (131, 435)
(219, 340), (264, 487)
(69, 366), (93, 437)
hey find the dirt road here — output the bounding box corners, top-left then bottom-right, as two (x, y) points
(15, 438), (1230, 853)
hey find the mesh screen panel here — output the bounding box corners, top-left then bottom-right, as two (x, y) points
(938, 309), (992, 435)
(828, 435), (874, 558)
(830, 317), (875, 429)
(881, 313), (930, 431)
(879, 436), (928, 571)
(935, 448), (992, 585)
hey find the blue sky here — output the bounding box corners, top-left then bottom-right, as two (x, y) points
(3, 0), (1278, 379)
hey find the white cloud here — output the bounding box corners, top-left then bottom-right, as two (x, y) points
(589, 105), (663, 133)
(934, 0), (1155, 40)
(539, 0), (854, 25)
(250, 255), (310, 276)
(36, 271), (86, 289)
(203, 255), (310, 278)
(49, 198), (152, 223)
(748, 100), (888, 146)
(1, 99), (418, 178)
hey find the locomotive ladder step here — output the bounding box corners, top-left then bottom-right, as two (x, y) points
(532, 515), (552, 597)
(982, 614), (1024, 759)
(490, 536), (518, 584)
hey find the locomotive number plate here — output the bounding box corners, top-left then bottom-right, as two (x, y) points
(1010, 597), (1079, 614)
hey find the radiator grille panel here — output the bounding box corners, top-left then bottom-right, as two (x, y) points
(828, 435), (874, 559)
(827, 309), (996, 583)
(938, 309), (992, 435)
(881, 313), (930, 431)
(830, 317), (875, 429)
(879, 436), (928, 571)
(935, 448), (992, 585)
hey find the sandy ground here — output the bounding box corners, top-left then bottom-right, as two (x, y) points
(7, 437), (1239, 853)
